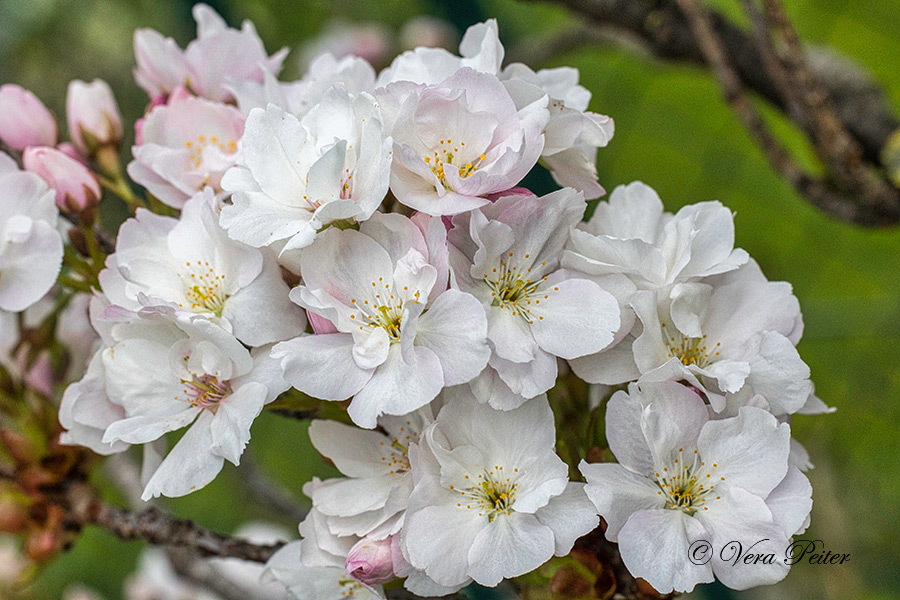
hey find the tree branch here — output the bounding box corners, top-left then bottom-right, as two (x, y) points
(520, 0), (900, 226)
(64, 483), (283, 563)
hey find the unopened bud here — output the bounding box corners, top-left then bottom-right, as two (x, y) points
(24, 529), (60, 562)
(346, 536), (397, 586)
(23, 146), (101, 214)
(66, 79), (123, 156)
(0, 85), (57, 151)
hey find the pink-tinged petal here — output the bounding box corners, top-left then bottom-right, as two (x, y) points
(0, 84), (57, 150)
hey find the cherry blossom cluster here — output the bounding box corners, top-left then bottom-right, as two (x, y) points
(0, 5), (831, 597)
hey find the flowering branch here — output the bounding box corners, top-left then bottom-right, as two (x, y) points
(520, 0), (900, 225)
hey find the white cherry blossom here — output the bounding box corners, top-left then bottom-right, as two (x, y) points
(573, 260), (810, 415)
(95, 312), (288, 500)
(274, 212), (489, 428)
(402, 389), (598, 590)
(449, 188), (620, 408)
(376, 67), (548, 215)
(127, 94), (244, 208)
(134, 3), (287, 103)
(580, 381), (810, 593)
(379, 19), (614, 199)
(220, 87), (392, 254)
(99, 189), (306, 346)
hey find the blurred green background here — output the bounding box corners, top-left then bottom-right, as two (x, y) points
(2, 0), (899, 598)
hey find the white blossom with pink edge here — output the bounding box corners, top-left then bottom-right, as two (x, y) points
(376, 67), (549, 216)
(127, 93), (243, 208)
(230, 53), (377, 119)
(378, 19), (615, 199)
(273, 212), (488, 428)
(580, 381), (811, 593)
(401, 388), (598, 591)
(220, 86), (391, 257)
(0, 153), (63, 312)
(133, 3), (287, 103)
(448, 188), (620, 409)
(98, 189), (306, 347)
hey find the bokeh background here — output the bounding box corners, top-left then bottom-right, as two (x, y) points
(1, 0), (899, 598)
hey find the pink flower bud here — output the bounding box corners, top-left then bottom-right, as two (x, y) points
(345, 536), (397, 586)
(66, 79), (123, 155)
(23, 146), (101, 214)
(0, 84), (57, 150)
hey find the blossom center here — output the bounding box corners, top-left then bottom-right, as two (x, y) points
(454, 466), (519, 522)
(185, 134), (237, 168)
(662, 322), (721, 368)
(338, 577), (366, 597)
(180, 374), (232, 410)
(483, 252), (553, 326)
(423, 139), (485, 187)
(654, 448), (724, 515)
(179, 260), (227, 317)
(349, 281), (422, 342)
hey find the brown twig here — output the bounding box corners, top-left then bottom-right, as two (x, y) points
(668, 0), (886, 225)
(64, 483), (283, 563)
(520, 0), (900, 226)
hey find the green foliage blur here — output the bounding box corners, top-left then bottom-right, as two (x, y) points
(1, 0), (899, 598)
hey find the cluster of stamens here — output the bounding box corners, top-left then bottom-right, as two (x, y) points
(451, 466), (519, 522)
(483, 252), (554, 325)
(423, 139), (485, 186)
(179, 261), (227, 317)
(337, 577), (366, 597)
(340, 167), (354, 199)
(661, 322), (721, 368)
(178, 373), (232, 409)
(378, 420), (418, 475)
(654, 447), (724, 515)
(184, 134), (237, 168)
(349, 279), (421, 341)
